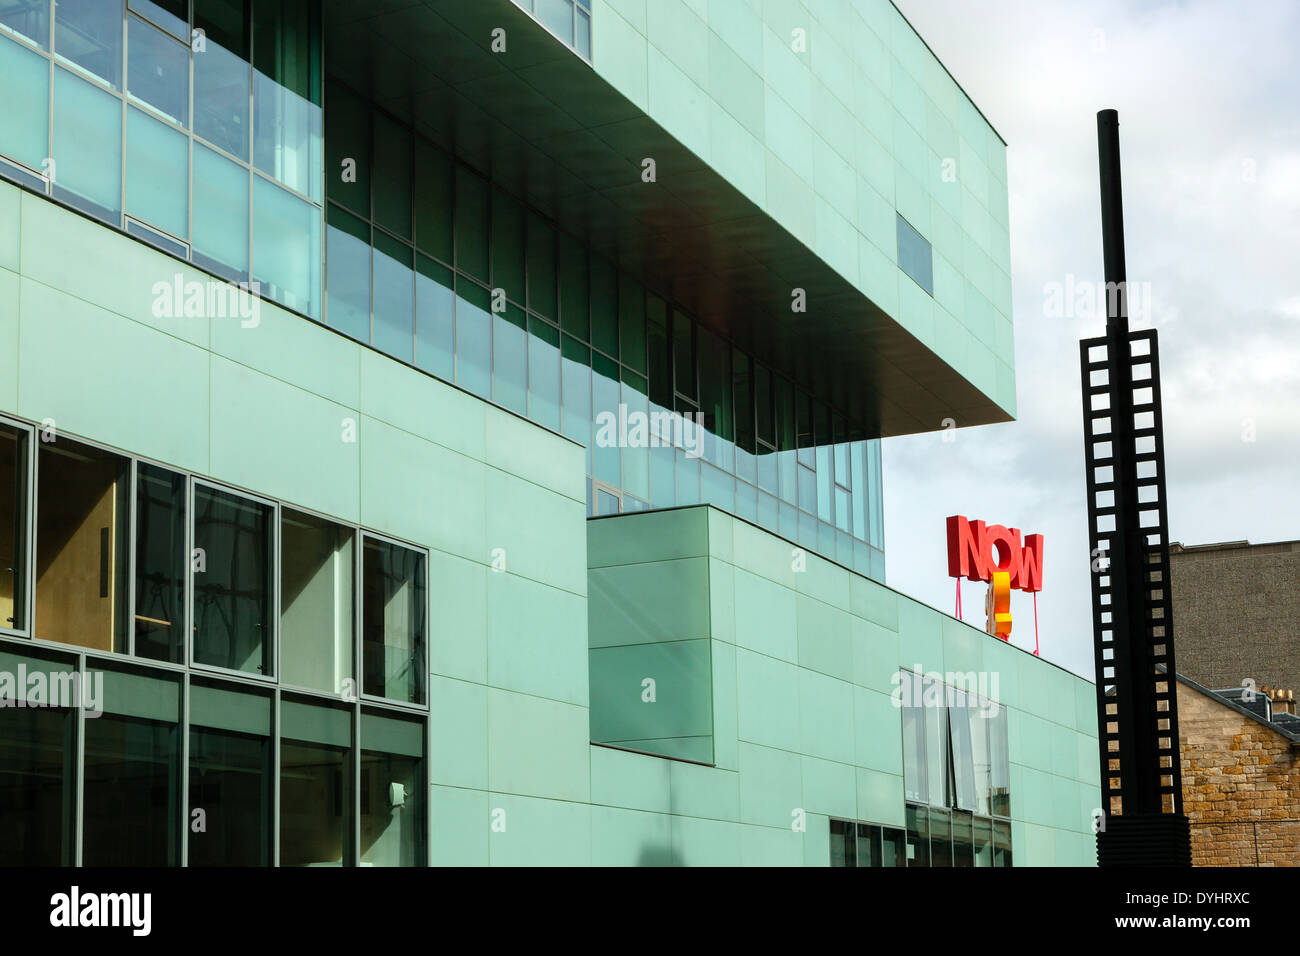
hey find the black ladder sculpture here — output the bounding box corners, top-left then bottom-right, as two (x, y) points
(1079, 110), (1191, 866)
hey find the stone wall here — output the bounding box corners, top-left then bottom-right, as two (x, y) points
(1177, 681), (1300, 866)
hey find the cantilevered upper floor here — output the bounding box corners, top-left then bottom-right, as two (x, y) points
(0, 0), (1013, 578)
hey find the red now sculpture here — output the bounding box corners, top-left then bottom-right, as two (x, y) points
(946, 515), (1045, 593)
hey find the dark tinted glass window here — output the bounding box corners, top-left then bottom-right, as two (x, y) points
(897, 213), (933, 295)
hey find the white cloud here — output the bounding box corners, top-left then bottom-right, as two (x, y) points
(888, 0), (1300, 680)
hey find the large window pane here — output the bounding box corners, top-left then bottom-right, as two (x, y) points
(188, 681), (271, 866)
(993, 818), (1012, 867)
(621, 370), (649, 501)
(591, 353), (620, 488)
(697, 327), (731, 471)
(193, 143), (250, 280)
(560, 335), (591, 452)
(325, 79), (368, 213)
(618, 274), (645, 373)
(897, 213), (933, 295)
(900, 671), (926, 802)
(526, 213), (555, 320)
(929, 808), (953, 866)
(491, 186), (524, 306)
(253, 0), (322, 200)
(537, 0), (573, 42)
(413, 138), (451, 262)
(494, 305), (528, 416)
(372, 231), (414, 361)
(360, 711), (424, 867)
(455, 279), (491, 400)
(905, 804), (929, 867)
(990, 701), (1011, 816)
(952, 810), (974, 866)
(949, 688), (977, 811)
(923, 676), (949, 807)
(126, 107), (188, 240)
(35, 438), (130, 652)
(454, 166), (488, 282)
(372, 112), (411, 239)
(280, 698), (352, 866)
(134, 463), (186, 663)
(326, 204), (370, 341)
(55, 0), (122, 88)
(194, 0), (249, 159)
(361, 535), (426, 707)
(0, 34), (49, 172)
(0, 0), (49, 48)
(53, 68), (122, 221)
(415, 254), (454, 381)
(0, 649), (75, 865)
(280, 509), (354, 695)
(527, 317), (561, 432)
(881, 825), (906, 867)
(253, 173), (322, 316)
(558, 234), (588, 340)
(362, 537), (426, 705)
(128, 15), (188, 124)
(0, 424), (29, 632)
(829, 818), (855, 867)
(973, 816), (993, 867)
(192, 485), (273, 677)
(82, 669), (181, 867)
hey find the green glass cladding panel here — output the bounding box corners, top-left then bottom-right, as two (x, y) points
(454, 166), (488, 282)
(326, 204), (370, 341)
(194, 143), (250, 279)
(254, 174), (322, 317)
(126, 107), (188, 240)
(372, 230), (414, 361)
(415, 255), (454, 380)
(52, 68), (122, 221)
(0, 35), (49, 170)
(372, 111), (411, 239)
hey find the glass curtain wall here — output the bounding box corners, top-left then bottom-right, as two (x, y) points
(0, 413), (429, 866)
(322, 75), (887, 579)
(0, 0), (324, 316)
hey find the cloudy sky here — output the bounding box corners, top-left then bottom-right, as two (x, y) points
(884, 0), (1300, 680)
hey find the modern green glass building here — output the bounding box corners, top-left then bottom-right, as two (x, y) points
(0, 0), (1099, 866)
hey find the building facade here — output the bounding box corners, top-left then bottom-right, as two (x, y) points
(1169, 539), (1300, 695)
(0, 0), (1097, 865)
(1176, 674), (1300, 867)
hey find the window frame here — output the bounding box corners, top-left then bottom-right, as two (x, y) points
(0, 416), (36, 640)
(357, 527), (430, 713)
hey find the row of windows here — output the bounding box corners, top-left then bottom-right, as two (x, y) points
(0, 645), (425, 866)
(321, 76), (887, 561)
(830, 809), (1012, 867)
(513, 0), (591, 60)
(899, 670), (1011, 817)
(0, 418), (428, 707)
(0, 0), (323, 315)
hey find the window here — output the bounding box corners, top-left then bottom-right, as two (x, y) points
(52, 67), (123, 222)
(192, 484), (274, 677)
(0, 647), (76, 865)
(279, 697), (352, 866)
(193, 0), (250, 160)
(415, 256), (455, 382)
(360, 710), (425, 866)
(372, 230), (414, 361)
(280, 509), (354, 696)
(55, 0), (123, 89)
(0, 422), (29, 634)
(126, 106), (189, 241)
(127, 14), (189, 124)
(361, 537), (426, 705)
(0, 34), (50, 174)
(897, 213), (934, 295)
(252, 0), (322, 201)
(134, 463), (186, 663)
(193, 142), (249, 281)
(81, 667), (182, 866)
(35, 438), (130, 652)
(0, 0), (48, 48)
(828, 819), (908, 868)
(188, 680), (272, 866)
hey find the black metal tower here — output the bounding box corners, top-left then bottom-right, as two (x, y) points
(1080, 110), (1192, 865)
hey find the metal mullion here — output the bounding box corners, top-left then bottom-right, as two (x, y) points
(45, 7), (53, 196)
(246, 2), (254, 288)
(351, 700), (360, 866)
(180, 669), (189, 866)
(74, 651), (85, 866)
(272, 687), (280, 867)
(126, 459), (137, 656)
